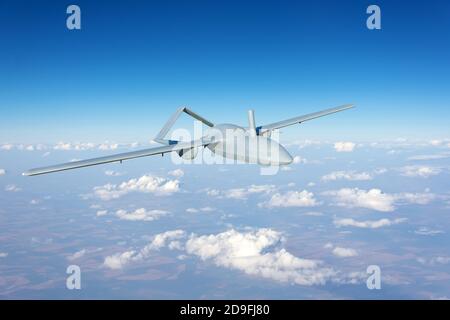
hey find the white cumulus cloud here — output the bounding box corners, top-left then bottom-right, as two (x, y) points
(323, 188), (395, 212)
(334, 142), (355, 152)
(321, 171), (373, 182)
(186, 207), (215, 213)
(400, 165), (441, 178)
(96, 210), (108, 217)
(103, 230), (186, 269)
(93, 174), (180, 200)
(292, 156), (307, 164)
(334, 218), (406, 229)
(54, 142), (96, 151)
(324, 188), (435, 212)
(210, 185), (277, 200)
(260, 190), (319, 208)
(0, 169), (5, 176)
(98, 143), (118, 150)
(67, 249), (87, 261)
(185, 229), (335, 286)
(5, 184), (21, 192)
(332, 247), (358, 258)
(414, 227), (444, 236)
(115, 208), (169, 221)
(104, 170), (124, 177)
(103, 228), (366, 286)
(0, 144), (14, 151)
(168, 169), (184, 178)
(103, 250), (136, 270)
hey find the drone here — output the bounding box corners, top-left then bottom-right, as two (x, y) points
(24, 104), (354, 176)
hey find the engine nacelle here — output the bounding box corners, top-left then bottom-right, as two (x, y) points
(177, 147), (198, 160)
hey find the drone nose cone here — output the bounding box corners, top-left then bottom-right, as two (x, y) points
(279, 147), (293, 165)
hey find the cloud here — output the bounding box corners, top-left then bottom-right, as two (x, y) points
(396, 192), (435, 205)
(54, 142), (96, 151)
(186, 207), (215, 213)
(429, 139), (443, 146)
(400, 165), (441, 178)
(321, 171), (373, 182)
(0, 252), (8, 258)
(0, 144), (14, 150)
(334, 142), (355, 152)
(292, 156), (307, 164)
(104, 230), (186, 269)
(103, 228), (365, 286)
(223, 189), (249, 200)
(289, 139), (322, 149)
(303, 211), (324, 216)
(323, 188), (395, 212)
(334, 218), (406, 229)
(323, 188), (434, 212)
(115, 208), (169, 221)
(147, 230), (186, 251)
(0, 169), (5, 176)
(93, 174), (180, 200)
(417, 256), (450, 266)
(332, 247), (358, 258)
(103, 250), (136, 270)
(209, 185), (276, 200)
(260, 190), (319, 208)
(323, 243), (334, 249)
(407, 154), (450, 161)
(98, 143), (118, 150)
(5, 184), (21, 192)
(185, 229), (335, 286)
(67, 249), (86, 261)
(52, 141), (137, 151)
(168, 169), (184, 178)
(104, 170), (124, 177)
(206, 189), (220, 197)
(414, 227), (444, 236)
(96, 210), (108, 217)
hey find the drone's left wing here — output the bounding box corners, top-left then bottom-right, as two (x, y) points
(257, 104), (354, 135)
(23, 139), (211, 176)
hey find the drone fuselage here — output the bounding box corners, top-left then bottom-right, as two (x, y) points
(205, 123), (293, 166)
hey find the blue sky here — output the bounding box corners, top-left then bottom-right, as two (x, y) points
(1, 1), (450, 300)
(1, 0), (450, 143)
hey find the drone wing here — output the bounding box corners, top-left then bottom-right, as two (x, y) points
(23, 138), (211, 176)
(257, 104), (354, 135)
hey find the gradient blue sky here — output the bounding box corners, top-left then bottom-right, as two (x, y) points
(1, 0), (449, 143)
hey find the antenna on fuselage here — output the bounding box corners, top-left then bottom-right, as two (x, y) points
(248, 109), (256, 137)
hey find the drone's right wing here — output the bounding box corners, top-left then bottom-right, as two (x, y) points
(23, 138), (211, 176)
(257, 104), (354, 135)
